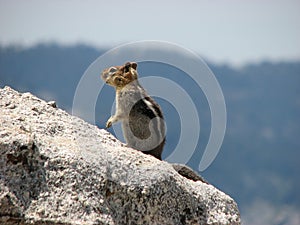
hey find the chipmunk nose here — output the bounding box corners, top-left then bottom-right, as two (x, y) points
(101, 72), (108, 81)
(101, 73), (111, 84)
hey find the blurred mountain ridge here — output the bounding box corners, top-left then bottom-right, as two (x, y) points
(1, 44), (299, 224)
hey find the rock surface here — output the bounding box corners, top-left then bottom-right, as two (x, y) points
(0, 86), (241, 225)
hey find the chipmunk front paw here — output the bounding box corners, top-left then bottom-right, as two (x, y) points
(106, 120), (112, 128)
(106, 116), (116, 128)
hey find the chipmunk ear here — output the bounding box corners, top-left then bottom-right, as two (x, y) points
(125, 62), (137, 70)
(131, 62), (137, 70)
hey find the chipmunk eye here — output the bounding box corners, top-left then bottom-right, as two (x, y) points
(109, 67), (117, 74)
(115, 77), (122, 83)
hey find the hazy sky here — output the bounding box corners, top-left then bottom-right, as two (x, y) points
(0, 0), (299, 66)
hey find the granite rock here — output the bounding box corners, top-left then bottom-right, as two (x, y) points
(0, 86), (241, 225)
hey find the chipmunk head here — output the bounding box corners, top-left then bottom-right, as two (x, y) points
(101, 62), (138, 88)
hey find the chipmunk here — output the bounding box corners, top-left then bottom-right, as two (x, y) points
(101, 62), (207, 183)
(101, 62), (165, 160)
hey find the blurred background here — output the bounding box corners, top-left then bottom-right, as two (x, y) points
(1, 1), (299, 224)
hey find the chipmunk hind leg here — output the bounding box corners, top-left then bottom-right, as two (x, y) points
(142, 138), (165, 160)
